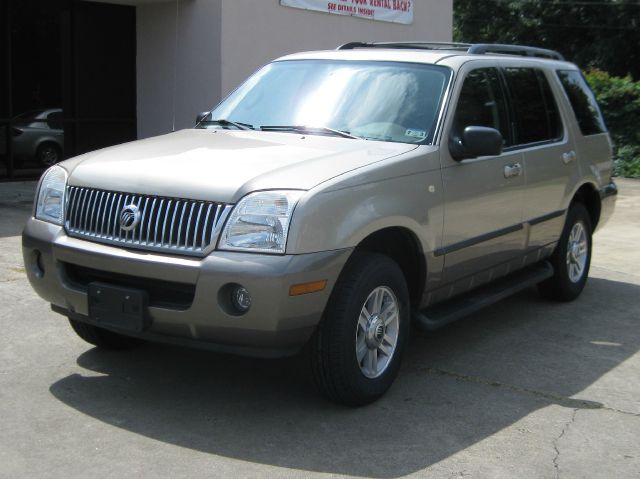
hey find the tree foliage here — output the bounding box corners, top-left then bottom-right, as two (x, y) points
(585, 69), (640, 177)
(453, 0), (640, 80)
(454, 0), (640, 177)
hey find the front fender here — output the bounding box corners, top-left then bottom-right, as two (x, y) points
(286, 147), (443, 256)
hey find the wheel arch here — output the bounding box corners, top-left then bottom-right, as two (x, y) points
(36, 139), (62, 153)
(571, 182), (601, 230)
(350, 226), (427, 308)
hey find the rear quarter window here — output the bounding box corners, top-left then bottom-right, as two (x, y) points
(556, 70), (607, 136)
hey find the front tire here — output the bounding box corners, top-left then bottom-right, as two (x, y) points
(36, 143), (62, 167)
(538, 202), (592, 301)
(68, 318), (141, 350)
(311, 252), (410, 406)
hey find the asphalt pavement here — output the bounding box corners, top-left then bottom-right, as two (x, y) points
(0, 179), (638, 478)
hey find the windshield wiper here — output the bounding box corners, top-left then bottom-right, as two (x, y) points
(200, 119), (254, 130)
(259, 125), (361, 139)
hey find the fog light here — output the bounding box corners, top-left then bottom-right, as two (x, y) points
(231, 285), (252, 313)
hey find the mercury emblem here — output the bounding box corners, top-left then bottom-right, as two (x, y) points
(119, 204), (140, 231)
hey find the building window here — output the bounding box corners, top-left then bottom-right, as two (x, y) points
(0, 0), (136, 181)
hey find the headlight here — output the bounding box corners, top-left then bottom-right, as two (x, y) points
(35, 165), (68, 225)
(219, 190), (304, 254)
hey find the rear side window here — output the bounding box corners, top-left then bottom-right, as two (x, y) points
(452, 68), (510, 146)
(47, 111), (63, 130)
(504, 67), (563, 145)
(557, 70), (607, 136)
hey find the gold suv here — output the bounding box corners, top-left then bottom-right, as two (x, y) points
(23, 42), (617, 405)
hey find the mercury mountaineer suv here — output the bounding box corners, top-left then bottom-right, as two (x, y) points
(23, 42), (618, 406)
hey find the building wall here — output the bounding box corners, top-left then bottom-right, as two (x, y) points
(136, 0), (222, 139)
(136, 0), (452, 139)
(220, 0), (453, 98)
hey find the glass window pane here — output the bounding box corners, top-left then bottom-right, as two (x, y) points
(10, 0), (64, 177)
(0, 126), (7, 179)
(1, 3), (8, 178)
(452, 68), (510, 145)
(557, 70), (607, 136)
(0, 1), (7, 120)
(504, 67), (552, 145)
(537, 70), (563, 141)
(209, 60), (450, 145)
(11, 108), (65, 171)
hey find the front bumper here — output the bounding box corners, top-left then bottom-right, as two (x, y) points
(23, 218), (352, 357)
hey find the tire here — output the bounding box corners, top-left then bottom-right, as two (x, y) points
(68, 318), (141, 350)
(311, 252), (410, 406)
(538, 202), (592, 301)
(36, 143), (62, 167)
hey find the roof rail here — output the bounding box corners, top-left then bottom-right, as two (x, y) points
(467, 43), (564, 60)
(336, 41), (565, 61)
(337, 41), (472, 51)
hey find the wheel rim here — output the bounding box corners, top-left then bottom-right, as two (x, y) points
(355, 286), (400, 379)
(40, 147), (59, 166)
(566, 221), (588, 283)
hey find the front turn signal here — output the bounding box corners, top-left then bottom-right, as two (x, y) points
(289, 280), (327, 296)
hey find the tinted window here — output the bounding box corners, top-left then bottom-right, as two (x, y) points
(452, 68), (510, 145)
(537, 70), (563, 141)
(557, 70), (607, 136)
(505, 67), (562, 145)
(47, 111), (64, 130)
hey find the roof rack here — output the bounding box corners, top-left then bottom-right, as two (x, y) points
(336, 41), (565, 61)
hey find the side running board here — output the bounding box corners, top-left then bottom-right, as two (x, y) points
(413, 261), (554, 331)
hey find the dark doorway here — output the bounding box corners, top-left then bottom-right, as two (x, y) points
(0, 0), (136, 181)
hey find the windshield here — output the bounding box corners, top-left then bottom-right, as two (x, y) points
(200, 60), (451, 144)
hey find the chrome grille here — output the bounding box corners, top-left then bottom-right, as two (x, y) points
(64, 186), (233, 256)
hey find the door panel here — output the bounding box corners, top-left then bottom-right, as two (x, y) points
(441, 153), (526, 282)
(504, 67), (579, 248)
(522, 140), (575, 247)
(440, 66), (526, 284)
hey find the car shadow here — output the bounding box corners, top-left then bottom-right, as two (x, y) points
(49, 276), (638, 478)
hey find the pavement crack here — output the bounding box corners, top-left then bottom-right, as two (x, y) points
(423, 367), (603, 410)
(422, 367), (640, 417)
(552, 408), (578, 479)
(419, 367), (640, 417)
(603, 406), (640, 418)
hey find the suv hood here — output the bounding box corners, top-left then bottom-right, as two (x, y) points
(64, 129), (418, 203)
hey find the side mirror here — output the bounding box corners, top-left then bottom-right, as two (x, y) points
(196, 111), (210, 125)
(449, 126), (503, 161)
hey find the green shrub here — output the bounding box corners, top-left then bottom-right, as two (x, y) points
(584, 69), (640, 178)
(614, 145), (640, 179)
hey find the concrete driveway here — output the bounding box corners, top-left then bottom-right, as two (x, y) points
(0, 180), (638, 479)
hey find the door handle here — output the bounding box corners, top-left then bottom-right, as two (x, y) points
(562, 150), (577, 164)
(504, 162), (522, 178)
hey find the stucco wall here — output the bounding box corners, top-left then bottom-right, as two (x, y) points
(136, 0), (452, 139)
(136, 0), (222, 139)
(220, 0), (453, 97)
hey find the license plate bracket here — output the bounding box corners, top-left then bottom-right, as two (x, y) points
(88, 282), (148, 333)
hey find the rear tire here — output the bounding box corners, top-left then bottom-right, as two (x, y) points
(311, 252), (410, 406)
(538, 202), (592, 301)
(68, 318), (141, 350)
